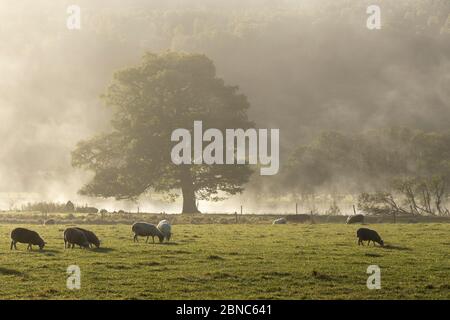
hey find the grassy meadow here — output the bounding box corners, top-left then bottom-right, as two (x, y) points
(0, 223), (448, 299)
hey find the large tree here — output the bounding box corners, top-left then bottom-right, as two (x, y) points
(72, 52), (253, 213)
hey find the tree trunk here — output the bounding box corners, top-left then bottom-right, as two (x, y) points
(180, 167), (200, 214)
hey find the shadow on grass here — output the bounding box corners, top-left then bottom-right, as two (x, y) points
(207, 255), (224, 260)
(365, 253), (383, 257)
(19, 249), (60, 255)
(159, 242), (179, 246)
(41, 249), (60, 254)
(382, 244), (412, 251)
(92, 247), (115, 253)
(311, 270), (333, 281)
(0, 267), (26, 277)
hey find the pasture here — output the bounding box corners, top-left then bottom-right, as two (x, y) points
(0, 223), (448, 299)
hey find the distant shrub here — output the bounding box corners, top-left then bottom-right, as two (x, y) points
(65, 201), (75, 212)
(22, 201), (66, 213)
(191, 218), (203, 224)
(76, 206), (98, 214)
(66, 213), (75, 220)
(44, 219), (56, 225)
(219, 218), (233, 224)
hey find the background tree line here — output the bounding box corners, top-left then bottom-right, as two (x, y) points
(21, 201), (100, 214)
(282, 128), (450, 216)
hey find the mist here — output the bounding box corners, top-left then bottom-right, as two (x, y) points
(0, 0), (449, 212)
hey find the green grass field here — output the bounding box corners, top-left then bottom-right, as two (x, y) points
(0, 223), (448, 299)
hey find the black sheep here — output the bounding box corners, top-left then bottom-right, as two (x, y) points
(64, 228), (90, 249)
(357, 228), (384, 246)
(10, 228), (46, 250)
(74, 227), (100, 248)
(132, 222), (164, 243)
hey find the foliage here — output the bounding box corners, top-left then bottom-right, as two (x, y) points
(325, 201), (341, 216)
(284, 128), (450, 216)
(72, 52), (254, 213)
(359, 175), (450, 217)
(21, 201), (98, 214)
(21, 202), (67, 214)
(357, 192), (408, 217)
(64, 201), (75, 213)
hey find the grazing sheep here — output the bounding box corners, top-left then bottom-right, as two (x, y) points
(64, 228), (90, 249)
(132, 222), (164, 243)
(157, 220), (172, 241)
(346, 214), (364, 224)
(273, 218), (287, 225)
(10, 228), (46, 251)
(74, 227), (100, 248)
(357, 228), (384, 246)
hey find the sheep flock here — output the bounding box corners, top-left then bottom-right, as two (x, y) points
(7, 214), (386, 252)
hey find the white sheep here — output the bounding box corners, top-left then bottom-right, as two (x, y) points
(272, 217), (287, 225)
(157, 220), (172, 242)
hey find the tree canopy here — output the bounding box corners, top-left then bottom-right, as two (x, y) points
(72, 52), (253, 213)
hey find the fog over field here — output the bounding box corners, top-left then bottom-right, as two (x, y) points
(0, 0), (449, 212)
